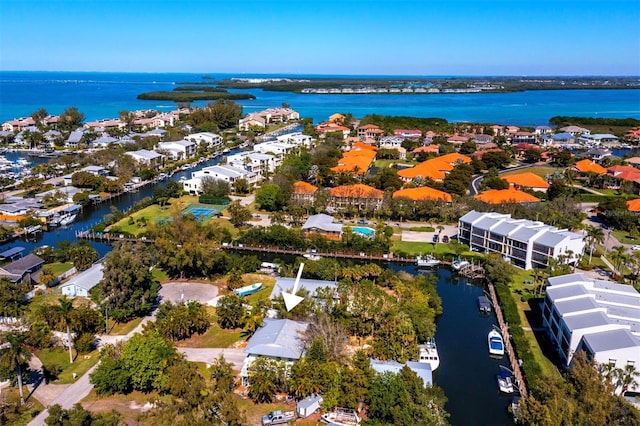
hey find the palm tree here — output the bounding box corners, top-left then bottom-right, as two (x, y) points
(616, 364), (640, 396)
(58, 297), (75, 364)
(585, 225), (605, 264)
(0, 332), (32, 404)
(610, 245), (628, 276)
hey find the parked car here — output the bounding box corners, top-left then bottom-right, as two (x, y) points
(631, 245), (640, 251)
(357, 219), (368, 225)
(262, 410), (295, 425)
(442, 235), (450, 243)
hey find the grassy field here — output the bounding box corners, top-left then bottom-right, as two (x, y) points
(501, 166), (557, 178)
(48, 262), (74, 276)
(612, 229), (640, 245)
(174, 321), (243, 348)
(108, 317), (144, 335)
(0, 388), (44, 426)
(36, 347), (100, 384)
(373, 159), (416, 168)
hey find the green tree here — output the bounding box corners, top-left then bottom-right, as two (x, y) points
(459, 140), (477, 154)
(485, 253), (517, 286)
(58, 297), (75, 364)
(45, 403), (121, 426)
(216, 294), (245, 329)
(584, 225), (605, 264)
(200, 176), (230, 199)
(0, 332), (32, 404)
(58, 107), (85, 131)
(255, 183), (285, 211)
(227, 200), (251, 227)
(247, 357), (282, 403)
(122, 332), (178, 392)
(523, 148), (542, 163)
(67, 241), (98, 270)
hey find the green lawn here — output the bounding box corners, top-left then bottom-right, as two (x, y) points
(391, 240), (481, 261)
(612, 229), (640, 245)
(175, 321), (243, 348)
(0, 388), (44, 426)
(36, 348), (100, 384)
(108, 317), (144, 335)
(501, 166), (557, 178)
(48, 262), (74, 276)
(374, 159), (416, 168)
(151, 267), (169, 283)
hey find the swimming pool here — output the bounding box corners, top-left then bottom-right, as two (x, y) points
(351, 226), (376, 238)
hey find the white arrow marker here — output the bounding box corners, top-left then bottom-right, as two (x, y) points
(283, 262), (305, 312)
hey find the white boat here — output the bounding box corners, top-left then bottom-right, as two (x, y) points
(59, 214), (77, 226)
(418, 338), (440, 370)
(233, 282), (263, 297)
(497, 368), (516, 394)
(451, 258), (471, 271)
(416, 254), (440, 268)
(320, 408), (360, 425)
(303, 252), (321, 261)
(477, 295), (492, 313)
(488, 327), (505, 357)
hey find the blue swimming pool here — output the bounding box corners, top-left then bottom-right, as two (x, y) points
(351, 226), (375, 237)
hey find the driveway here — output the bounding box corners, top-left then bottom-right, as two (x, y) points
(159, 282), (219, 306)
(178, 348), (246, 371)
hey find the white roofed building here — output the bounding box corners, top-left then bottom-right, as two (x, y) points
(458, 211), (585, 270)
(276, 132), (313, 148)
(226, 152), (277, 179)
(186, 132), (223, 147)
(125, 149), (165, 169)
(61, 263), (103, 298)
(542, 273), (640, 392)
(157, 140), (196, 160)
(183, 165), (257, 194)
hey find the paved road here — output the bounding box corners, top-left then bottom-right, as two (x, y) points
(178, 348), (246, 370)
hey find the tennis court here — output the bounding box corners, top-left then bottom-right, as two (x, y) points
(182, 205), (220, 221)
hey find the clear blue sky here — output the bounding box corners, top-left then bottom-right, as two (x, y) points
(1, 0), (639, 75)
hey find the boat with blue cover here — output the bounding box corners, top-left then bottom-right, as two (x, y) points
(233, 282), (263, 297)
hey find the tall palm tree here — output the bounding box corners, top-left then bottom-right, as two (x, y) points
(0, 332), (32, 404)
(58, 297), (75, 364)
(610, 245), (628, 276)
(585, 225), (605, 264)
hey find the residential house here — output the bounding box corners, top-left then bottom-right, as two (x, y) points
(186, 132), (223, 148)
(546, 133), (577, 146)
(370, 359), (432, 387)
(607, 165), (640, 188)
(238, 113), (266, 131)
(502, 172), (550, 192)
(506, 125), (520, 135)
(394, 129), (422, 139)
(328, 184), (384, 211)
(0, 254), (44, 284)
(301, 214), (343, 240)
(66, 129), (87, 148)
(560, 125), (590, 136)
(84, 118), (124, 132)
(582, 148), (612, 162)
(535, 126), (553, 135)
(227, 152), (277, 179)
(474, 188), (541, 204)
(270, 276), (338, 300)
(156, 140), (196, 160)
(276, 132), (313, 148)
(624, 127), (640, 142)
(259, 107), (300, 123)
(291, 181), (318, 205)
(253, 141), (297, 157)
(315, 121), (350, 138)
(446, 134), (468, 146)
(542, 273), (639, 392)
(61, 262), (103, 298)
(379, 136), (404, 149)
(458, 211), (585, 269)
(392, 187), (452, 202)
(331, 144), (377, 177)
(63, 165), (108, 186)
(125, 149), (165, 169)
(357, 124), (384, 141)
(470, 134), (493, 145)
(397, 153), (471, 183)
(241, 319), (310, 386)
(183, 165), (257, 193)
(92, 134), (119, 147)
(491, 125), (505, 136)
(511, 132), (536, 145)
(578, 134), (619, 146)
(2, 117), (36, 132)
(574, 159), (607, 175)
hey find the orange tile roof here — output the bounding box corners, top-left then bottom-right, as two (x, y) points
(329, 184), (384, 199)
(343, 149), (377, 159)
(627, 199), (640, 212)
(574, 159), (606, 174)
(352, 141), (377, 151)
(413, 145), (439, 154)
(474, 187), (541, 204)
(502, 172), (550, 189)
(392, 187), (452, 202)
(292, 181), (318, 195)
(398, 153), (471, 181)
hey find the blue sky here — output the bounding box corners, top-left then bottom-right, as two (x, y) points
(1, 0), (639, 75)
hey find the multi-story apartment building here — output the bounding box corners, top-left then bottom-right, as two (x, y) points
(458, 211), (585, 270)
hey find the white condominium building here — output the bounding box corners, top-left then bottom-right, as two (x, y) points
(542, 273), (639, 392)
(458, 211), (585, 270)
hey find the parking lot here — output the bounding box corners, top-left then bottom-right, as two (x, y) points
(158, 282), (219, 306)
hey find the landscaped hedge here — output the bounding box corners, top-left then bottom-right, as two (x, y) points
(578, 193), (639, 203)
(495, 283), (543, 391)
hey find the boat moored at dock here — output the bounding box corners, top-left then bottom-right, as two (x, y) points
(488, 327), (505, 357)
(416, 254), (441, 268)
(418, 338), (440, 370)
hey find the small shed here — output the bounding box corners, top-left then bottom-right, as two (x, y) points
(297, 394), (323, 418)
(60, 262), (103, 298)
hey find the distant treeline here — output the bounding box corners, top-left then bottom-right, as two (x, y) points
(549, 116), (640, 127)
(173, 86), (227, 92)
(359, 114), (449, 133)
(137, 90), (255, 101)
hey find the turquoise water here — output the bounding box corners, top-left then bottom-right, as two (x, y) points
(1, 71), (639, 125)
(352, 226), (375, 237)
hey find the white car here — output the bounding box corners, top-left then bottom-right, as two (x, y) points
(631, 245), (640, 251)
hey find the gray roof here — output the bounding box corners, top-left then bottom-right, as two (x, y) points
(302, 214), (343, 233)
(555, 296), (600, 316)
(459, 210), (489, 224)
(547, 283), (590, 302)
(548, 273), (589, 286)
(126, 149), (164, 160)
(196, 165), (255, 179)
(61, 262), (103, 291)
(582, 329), (639, 353)
(244, 319), (309, 359)
(297, 394), (323, 411)
(0, 254), (44, 275)
(593, 279), (639, 295)
(370, 359), (432, 387)
(491, 220), (526, 236)
(509, 226), (545, 242)
(563, 311), (611, 330)
(270, 277), (337, 299)
(533, 231), (571, 248)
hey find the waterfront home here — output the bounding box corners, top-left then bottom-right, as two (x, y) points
(301, 213), (343, 240)
(501, 172), (550, 192)
(238, 113), (266, 131)
(581, 148), (612, 162)
(252, 141), (297, 157)
(226, 152), (277, 179)
(276, 132), (313, 148)
(2, 117), (36, 132)
(0, 254), (44, 284)
(542, 273), (640, 393)
(62, 165), (109, 186)
(241, 319), (309, 386)
(458, 210), (585, 269)
(183, 165), (257, 194)
(65, 129), (87, 148)
(331, 145), (377, 177)
(624, 127), (640, 142)
(511, 131), (536, 145)
(535, 126), (553, 135)
(92, 134), (119, 148)
(270, 275), (338, 300)
(291, 181), (318, 204)
(578, 134), (620, 147)
(370, 359), (432, 387)
(157, 140), (196, 160)
(328, 184), (384, 211)
(559, 125), (590, 136)
(392, 186), (452, 202)
(125, 149), (165, 169)
(474, 188), (541, 204)
(545, 132), (577, 146)
(186, 132), (223, 148)
(357, 124), (384, 140)
(315, 121), (350, 138)
(0, 198), (43, 220)
(61, 262), (103, 298)
(84, 118), (125, 132)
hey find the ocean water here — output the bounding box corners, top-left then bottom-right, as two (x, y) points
(1, 71), (639, 126)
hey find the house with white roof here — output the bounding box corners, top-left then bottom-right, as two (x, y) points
(125, 149), (165, 169)
(252, 141), (297, 157)
(578, 134), (620, 146)
(226, 152), (277, 179)
(276, 132), (313, 148)
(369, 359), (433, 387)
(542, 273), (640, 392)
(458, 211), (585, 270)
(186, 132), (223, 148)
(60, 262), (103, 298)
(157, 140), (196, 160)
(66, 129), (87, 147)
(241, 318), (310, 386)
(301, 214), (343, 239)
(183, 165), (257, 194)
(270, 276), (338, 301)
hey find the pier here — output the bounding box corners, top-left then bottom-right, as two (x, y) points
(487, 282), (528, 399)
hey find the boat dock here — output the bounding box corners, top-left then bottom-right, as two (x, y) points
(458, 263), (486, 279)
(487, 282), (528, 399)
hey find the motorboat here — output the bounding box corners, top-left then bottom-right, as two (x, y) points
(477, 295), (492, 314)
(233, 282), (263, 297)
(496, 368), (516, 394)
(418, 338), (440, 370)
(303, 252), (321, 261)
(416, 254), (440, 268)
(488, 327), (505, 357)
(510, 396), (521, 423)
(320, 408), (360, 425)
(59, 214), (77, 226)
(451, 258), (471, 271)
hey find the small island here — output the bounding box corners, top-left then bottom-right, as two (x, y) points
(137, 85), (255, 101)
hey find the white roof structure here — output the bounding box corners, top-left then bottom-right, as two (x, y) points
(61, 262), (104, 293)
(370, 359), (433, 386)
(302, 214), (343, 234)
(270, 277), (337, 299)
(244, 319), (309, 360)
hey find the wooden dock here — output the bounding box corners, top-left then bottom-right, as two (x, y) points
(487, 282), (528, 399)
